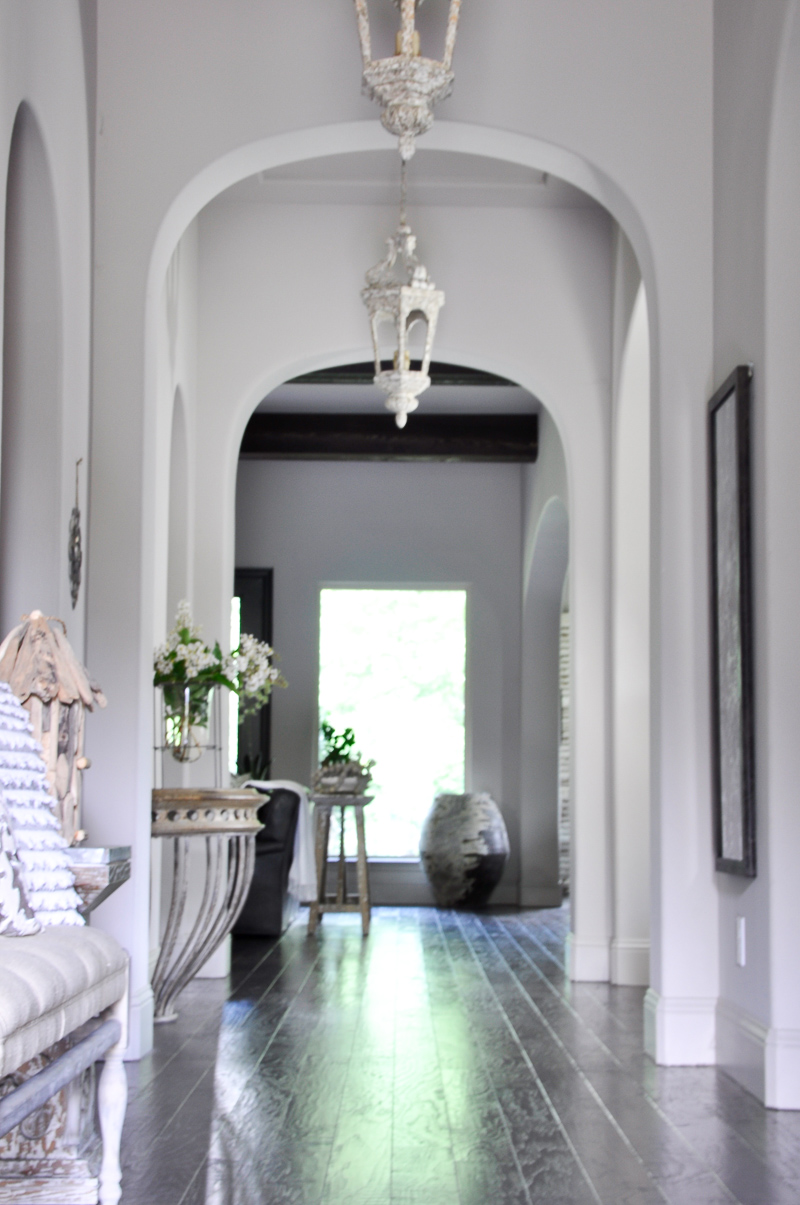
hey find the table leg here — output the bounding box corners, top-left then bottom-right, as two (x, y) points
(308, 806), (331, 935)
(336, 805), (346, 904)
(354, 805), (370, 936)
(151, 833), (256, 1022)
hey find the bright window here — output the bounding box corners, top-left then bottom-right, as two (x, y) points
(318, 588), (466, 858)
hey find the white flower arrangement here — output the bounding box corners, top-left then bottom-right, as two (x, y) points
(154, 600), (286, 721)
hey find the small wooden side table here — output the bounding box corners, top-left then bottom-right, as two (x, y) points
(308, 794), (372, 936)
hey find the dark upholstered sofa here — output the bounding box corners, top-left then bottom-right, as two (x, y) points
(233, 784), (301, 937)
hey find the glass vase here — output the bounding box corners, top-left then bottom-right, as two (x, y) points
(161, 682), (214, 763)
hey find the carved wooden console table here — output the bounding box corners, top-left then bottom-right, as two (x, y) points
(150, 788), (262, 1022)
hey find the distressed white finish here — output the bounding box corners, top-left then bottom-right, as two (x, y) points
(97, 981), (128, 1205)
(0, 683), (84, 926)
(362, 218), (444, 427)
(353, 0), (462, 160)
(0, 613), (106, 846)
(0, 930), (128, 1204)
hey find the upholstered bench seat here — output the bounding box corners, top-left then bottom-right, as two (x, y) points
(0, 927), (127, 1077)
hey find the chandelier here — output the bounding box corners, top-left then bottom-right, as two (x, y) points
(354, 0), (462, 160)
(354, 0), (462, 427)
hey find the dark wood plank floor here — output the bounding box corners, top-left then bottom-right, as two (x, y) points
(119, 907), (800, 1204)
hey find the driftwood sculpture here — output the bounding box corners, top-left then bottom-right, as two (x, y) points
(0, 612), (106, 845)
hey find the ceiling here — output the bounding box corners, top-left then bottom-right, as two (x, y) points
(216, 148), (597, 211)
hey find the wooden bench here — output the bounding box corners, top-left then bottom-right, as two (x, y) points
(0, 927), (128, 1205)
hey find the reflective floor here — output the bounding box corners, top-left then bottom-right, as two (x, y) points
(120, 907), (800, 1204)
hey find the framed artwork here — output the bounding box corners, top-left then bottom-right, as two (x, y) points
(708, 365), (756, 876)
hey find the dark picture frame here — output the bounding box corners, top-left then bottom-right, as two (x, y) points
(708, 365), (756, 876)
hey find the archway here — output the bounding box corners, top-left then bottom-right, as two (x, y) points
(0, 103), (62, 635)
(127, 123), (660, 1055)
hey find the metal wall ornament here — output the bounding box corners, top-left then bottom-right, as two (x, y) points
(362, 164), (444, 428)
(68, 459), (82, 610)
(353, 0), (463, 162)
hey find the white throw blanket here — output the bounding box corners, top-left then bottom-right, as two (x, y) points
(243, 780), (317, 904)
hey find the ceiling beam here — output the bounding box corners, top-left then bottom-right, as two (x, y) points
(240, 412), (538, 463)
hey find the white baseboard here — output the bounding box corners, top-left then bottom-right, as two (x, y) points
(765, 1026), (800, 1109)
(519, 886), (563, 908)
(645, 988), (716, 1065)
(610, 938), (650, 986)
(567, 933), (610, 981)
(124, 983), (154, 1061)
(717, 996), (800, 1108)
(716, 997), (767, 1101)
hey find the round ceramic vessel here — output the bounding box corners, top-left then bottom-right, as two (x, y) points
(419, 792), (510, 909)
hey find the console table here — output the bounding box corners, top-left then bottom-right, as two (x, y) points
(308, 794), (372, 937)
(150, 788), (262, 1022)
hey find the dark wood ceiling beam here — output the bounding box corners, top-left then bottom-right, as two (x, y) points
(239, 412), (538, 463)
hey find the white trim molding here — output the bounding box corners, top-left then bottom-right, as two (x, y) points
(610, 938), (650, 986)
(716, 997), (768, 1102)
(644, 989), (716, 1065)
(717, 997), (800, 1109)
(567, 933), (610, 982)
(765, 1027), (800, 1110)
(124, 983), (154, 1063)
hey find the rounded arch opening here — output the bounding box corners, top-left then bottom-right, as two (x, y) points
(0, 102), (62, 636)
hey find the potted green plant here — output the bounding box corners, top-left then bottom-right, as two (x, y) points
(154, 600), (286, 762)
(311, 722), (375, 795)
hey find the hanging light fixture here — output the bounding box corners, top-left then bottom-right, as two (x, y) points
(353, 0), (462, 161)
(354, 0), (462, 426)
(362, 161), (444, 428)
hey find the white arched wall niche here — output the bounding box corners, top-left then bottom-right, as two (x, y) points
(0, 3), (92, 656)
(1, 103), (62, 635)
(520, 486), (569, 908)
(92, 103), (715, 1065)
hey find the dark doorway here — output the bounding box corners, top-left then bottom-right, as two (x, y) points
(233, 567), (274, 778)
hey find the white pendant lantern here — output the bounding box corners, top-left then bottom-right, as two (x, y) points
(353, 0), (462, 160)
(362, 166), (444, 428)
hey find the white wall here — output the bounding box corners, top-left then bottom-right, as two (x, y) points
(520, 410), (569, 908)
(236, 457), (524, 901)
(611, 282), (651, 987)
(712, 0), (800, 1107)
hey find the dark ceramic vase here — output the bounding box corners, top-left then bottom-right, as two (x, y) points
(419, 792), (510, 908)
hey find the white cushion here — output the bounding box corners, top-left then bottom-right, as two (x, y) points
(0, 926), (127, 1076)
